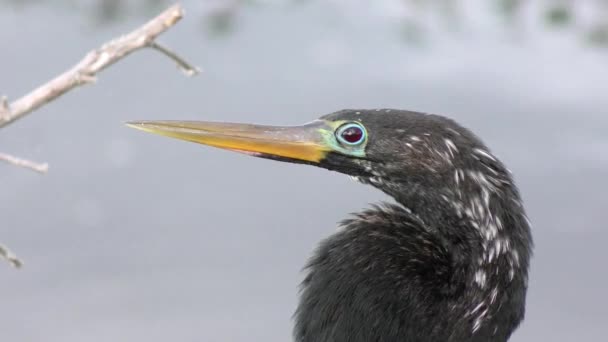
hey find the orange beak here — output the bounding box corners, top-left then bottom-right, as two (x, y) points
(126, 120), (334, 163)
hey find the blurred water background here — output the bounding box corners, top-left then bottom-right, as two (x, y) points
(1, 0), (607, 341)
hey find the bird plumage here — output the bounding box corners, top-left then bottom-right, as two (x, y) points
(295, 110), (532, 342)
(128, 108), (533, 342)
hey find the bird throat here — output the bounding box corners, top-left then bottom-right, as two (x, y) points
(354, 169), (531, 338)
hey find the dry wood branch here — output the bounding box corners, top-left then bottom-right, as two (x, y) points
(0, 152), (48, 173)
(0, 3), (198, 268)
(148, 41), (201, 76)
(0, 3), (197, 129)
(0, 243), (22, 268)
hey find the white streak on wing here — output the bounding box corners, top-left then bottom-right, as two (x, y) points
(495, 216), (503, 230)
(472, 306), (489, 333)
(473, 148), (497, 161)
(446, 127), (461, 136)
(444, 138), (458, 159)
(490, 287), (499, 304)
(474, 269), (487, 288)
(469, 302), (485, 316)
(512, 250), (520, 266)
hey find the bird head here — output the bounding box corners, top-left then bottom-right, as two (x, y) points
(127, 109), (533, 339)
(127, 109), (503, 205)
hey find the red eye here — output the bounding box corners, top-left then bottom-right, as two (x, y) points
(337, 123), (366, 145)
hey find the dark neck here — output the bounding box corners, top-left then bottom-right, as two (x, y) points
(377, 167), (532, 260)
(370, 173), (533, 339)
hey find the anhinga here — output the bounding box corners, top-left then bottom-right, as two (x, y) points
(128, 109), (532, 342)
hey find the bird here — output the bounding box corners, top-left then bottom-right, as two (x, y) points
(127, 109), (532, 342)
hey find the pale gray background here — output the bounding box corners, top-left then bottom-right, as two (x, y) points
(1, 0), (606, 341)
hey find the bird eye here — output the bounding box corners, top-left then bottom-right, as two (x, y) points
(336, 123), (366, 146)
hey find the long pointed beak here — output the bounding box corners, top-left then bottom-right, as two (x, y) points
(126, 120), (334, 163)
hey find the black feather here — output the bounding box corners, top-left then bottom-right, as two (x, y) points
(293, 109), (532, 342)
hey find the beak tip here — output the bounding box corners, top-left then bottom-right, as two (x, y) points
(125, 121), (150, 131)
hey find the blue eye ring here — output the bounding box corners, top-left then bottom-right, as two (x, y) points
(336, 122), (367, 146)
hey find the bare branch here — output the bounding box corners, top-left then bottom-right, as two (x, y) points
(1, 96), (8, 112)
(0, 3), (198, 269)
(0, 3), (197, 129)
(0, 243), (22, 268)
(148, 41), (201, 76)
(0, 152), (49, 173)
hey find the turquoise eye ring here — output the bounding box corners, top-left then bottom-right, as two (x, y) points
(336, 122), (367, 146)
